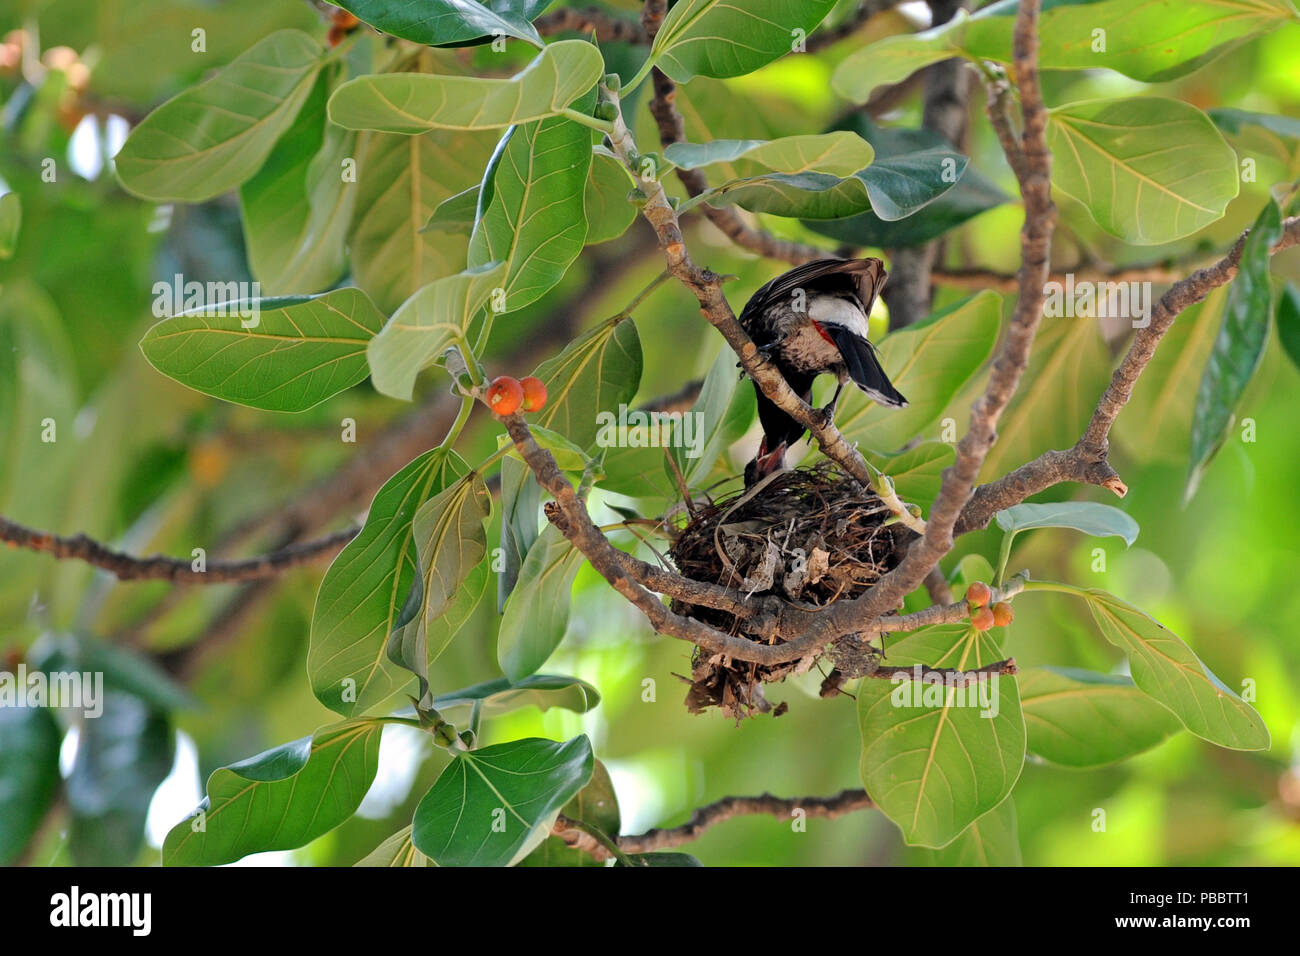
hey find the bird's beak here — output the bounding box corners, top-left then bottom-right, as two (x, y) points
(745, 440), (789, 486)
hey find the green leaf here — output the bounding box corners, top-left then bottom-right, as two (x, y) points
(1047, 97), (1238, 244)
(1018, 666), (1182, 768)
(390, 469), (493, 703)
(980, 309), (1112, 480)
(140, 287), (386, 412)
(349, 128), (501, 313)
(835, 290), (1002, 453)
(530, 316), (643, 450)
(390, 558), (493, 707)
(802, 119), (1008, 248)
(367, 261), (508, 401)
(520, 759), (620, 867)
(115, 30), (323, 201)
(328, 40), (604, 133)
(0, 191), (20, 259)
(412, 735), (594, 866)
(1081, 589), (1270, 750)
(240, 68), (357, 295)
(1114, 285), (1228, 462)
(355, 825), (433, 867)
(1278, 282), (1300, 373)
(859, 623), (1025, 848)
(922, 797), (1021, 866)
(498, 524), (586, 681)
(0, 706), (62, 865)
(831, 8), (973, 102)
(1209, 107), (1300, 141)
(584, 151), (638, 245)
(671, 345), (755, 487)
(68, 692), (174, 866)
(421, 185), (481, 236)
(652, 0), (837, 82)
(498, 453), (541, 609)
(467, 103), (594, 312)
(865, 441), (954, 506)
(310, 448), (466, 717)
(1186, 200), (1282, 500)
(431, 674), (602, 716)
(162, 718), (384, 866)
(995, 501), (1139, 547)
(332, 0), (549, 47)
(664, 132), (875, 179)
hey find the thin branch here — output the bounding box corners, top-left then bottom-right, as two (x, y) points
(932, 260), (1209, 292)
(954, 213), (1300, 534)
(614, 789), (875, 855)
(535, 7), (646, 43)
(0, 516), (356, 583)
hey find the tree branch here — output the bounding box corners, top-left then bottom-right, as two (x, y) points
(0, 515), (356, 583)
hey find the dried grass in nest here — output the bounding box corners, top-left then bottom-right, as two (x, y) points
(668, 463), (909, 720)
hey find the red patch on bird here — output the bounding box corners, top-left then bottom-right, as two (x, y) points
(811, 320), (836, 345)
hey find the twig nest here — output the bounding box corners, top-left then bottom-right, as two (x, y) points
(668, 464), (908, 720)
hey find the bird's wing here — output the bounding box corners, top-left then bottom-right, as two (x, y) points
(739, 257), (887, 324)
(825, 325), (908, 408)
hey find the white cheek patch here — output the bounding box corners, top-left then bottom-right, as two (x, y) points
(807, 295), (870, 338)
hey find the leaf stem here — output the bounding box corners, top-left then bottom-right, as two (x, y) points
(561, 107), (615, 134)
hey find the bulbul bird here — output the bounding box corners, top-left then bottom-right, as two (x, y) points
(739, 257), (907, 486)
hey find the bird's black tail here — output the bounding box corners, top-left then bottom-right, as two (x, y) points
(827, 326), (908, 408)
(753, 372), (814, 452)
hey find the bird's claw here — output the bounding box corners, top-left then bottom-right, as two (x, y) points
(813, 403), (838, 430)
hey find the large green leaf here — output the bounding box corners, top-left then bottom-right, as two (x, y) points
(520, 759), (620, 868)
(67, 692), (174, 866)
(922, 797), (1021, 866)
(1018, 666), (1181, 767)
(1186, 200), (1281, 501)
(1047, 97), (1238, 244)
(309, 448), (466, 717)
(498, 524), (586, 681)
(412, 735), (594, 866)
(1209, 107), (1300, 141)
(671, 344), (755, 487)
(366, 261), (507, 401)
(1114, 285), (1227, 462)
(355, 825), (433, 867)
(240, 68), (357, 295)
(0, 191), (20, 259)
(140, 287), (386, 412)
(584, 152), (638, 245)
(836, 290), (1002, 453)
(995, 501), (1139, 547)
(859, 623), (1025, 847)
(115, 30), (323, 201)
(979, 310), (1112, 480)
(467, 104), (594, 312)
(530, 315), (643, 450)
(0, 705), (62, 865)
(651, 0), (837, 81)
(349, 128), (500, 313)
(1278, 282), (1300, 373)
(388, 469), (493, 704)
(832, 0), (1299, 102)
(1082, 589), (1270, 750)
(432, 674), (602, 716)
(865, 441), (954, 506)
(498, 453), (541, 609)
(328, 40), (604, 133)
(31, 634), (196, 714)
(332, 0), (550, 47)
(162, 719), (384, 866)
(664, 132), (875, 179)
(802, 119), (1008, 248)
